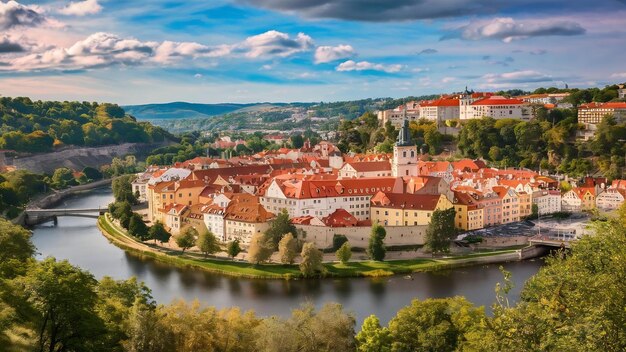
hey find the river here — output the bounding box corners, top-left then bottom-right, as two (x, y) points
(31, 188), (544, 325)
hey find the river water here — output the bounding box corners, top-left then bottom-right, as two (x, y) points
(31, 188), (543, 325)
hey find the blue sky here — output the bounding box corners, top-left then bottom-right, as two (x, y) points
(0, 0), (625, 104)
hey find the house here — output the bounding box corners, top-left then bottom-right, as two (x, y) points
(148, 179), (208, 222)
(201, 204), (226, 241)
(181, 204), (208, 233)
(339, 161), (392, 179)
(517, 191), (532, 218)
(452, 192), (483, 231)
(596, 188), (626, 210)
(578, 102), (626, 125)
(476, 191), (502, 227)
(159, 203), (187, 234)
(561, 189), (582, 212)
(493, 186), (520, 224)
(532, 190), (562, 215)
(224, 196), (274, 245)
(370, 192), (453, 226)
(575, 187), (596, 211)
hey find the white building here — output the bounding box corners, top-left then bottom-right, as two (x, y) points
(201, 205), (226, 241)
(596, 188), (625, 210)
(561, 190), (582, 213)
(460, 96), (532, 121)
(339, 161), (392, 179)
(261, 177), (403, 221)
(419, 98), (459, 124)
(532, 190), (562, 215)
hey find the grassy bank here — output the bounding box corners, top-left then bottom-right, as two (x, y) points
(98, 215), (521, 280)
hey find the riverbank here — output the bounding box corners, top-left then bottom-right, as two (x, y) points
(12, 179), (113, 226)
(98, 214), (526, 280)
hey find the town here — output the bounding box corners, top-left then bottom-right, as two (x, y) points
(132, 88), (626, 254)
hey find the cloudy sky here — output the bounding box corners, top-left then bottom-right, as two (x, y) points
(0, 0), (625, 104)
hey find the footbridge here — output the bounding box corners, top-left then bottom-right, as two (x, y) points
(22, 208), (106, 226)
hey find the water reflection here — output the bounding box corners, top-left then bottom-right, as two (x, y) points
(30, 188), (544, 325)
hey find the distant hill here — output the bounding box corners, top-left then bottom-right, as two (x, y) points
(123, 102), (271, 120)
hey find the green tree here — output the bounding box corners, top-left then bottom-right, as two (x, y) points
(255, 303), (355, 352)
(356, 315), (391, 352)
(110, 201), (132, 220)
(425, 207), (457, 255)
(51, 167), (75, 189)
(0, 218), (35, 278)
(82, 166), (103, 181)
(265, 209), (297, 246)
(196, 230), (220, 258)
(175, 227), (197, 253)
(227, 239), (242, 258)
(112, 175), (137, 204)
(17, 258), (107, 352)
(336, 241), (352, 264)
(290, 134), (304, 148)
(368, 223), (386, 261)
(96, 277), (154, 350)
(247, 232), (273, 264)
(332, 234), (349, 251)
(148, 221), (171, 244)
(278, 233), (297, 264)
(300, 242), (323, 277)
(128, 213), (149, 240)
(388, 297), (485, 352)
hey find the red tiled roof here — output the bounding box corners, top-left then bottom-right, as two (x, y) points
(270, 177), (402, 199)
(344, 161), (391, 172)
(471, 97), (525, 106)
(370, 191), (442, 211)
(420, 98), (459, 107)
(579, 102), (626, 110)
(322, 209), (358, 227)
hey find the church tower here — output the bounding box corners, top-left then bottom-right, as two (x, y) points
(392, 119), (418, 177)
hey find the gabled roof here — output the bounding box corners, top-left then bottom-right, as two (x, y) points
(370, 191), (442, 211)
(471, 96), (525, 106)
(268, 177), (402, 199)
(420, 98), (459, 107)
(322, 209), (358, 227)
(343, 161), (391, 173)
(579, 102), (626, 110)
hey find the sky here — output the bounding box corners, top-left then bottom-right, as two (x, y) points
(0, 0), (625, 105)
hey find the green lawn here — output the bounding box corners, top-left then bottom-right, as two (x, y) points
(98, 215), (521, 280)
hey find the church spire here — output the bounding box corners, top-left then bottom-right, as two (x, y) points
(396, 119), (412, 146)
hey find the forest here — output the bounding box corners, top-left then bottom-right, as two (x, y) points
(0, 97), (171, 153)
(1, 208), (625, 351)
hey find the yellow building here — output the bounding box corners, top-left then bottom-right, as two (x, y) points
(517, 191), (532, 218)
(370, 192), (453, 226)
(149, 179), (208, 222)
(576, 187), (596, 211)
(452, 192), (484, 231)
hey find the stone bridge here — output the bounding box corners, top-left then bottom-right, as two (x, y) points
(23, 208), (106, 226)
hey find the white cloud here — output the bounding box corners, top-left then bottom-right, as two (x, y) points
(59, 0), (102, 16)
(336, 60), (402, 73)
(194, 73), (202, 78)
(234, 30), (313, 58)
(442, 77), (456, 83)
(314, 44), (355, 64)
(479, 70), (556, 88)
(446, 17), (586, 42)
(1, 30), (316, 72)
(0, 0), (47, 30)
(610, 72), (626, 79)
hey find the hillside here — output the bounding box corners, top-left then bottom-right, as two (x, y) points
(127, 96), (438, 133)
(123, 102), (262, 120)
(0, 97), (172, 154)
